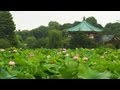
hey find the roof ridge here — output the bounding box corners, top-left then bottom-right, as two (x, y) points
(83, 21), (95, 31)
(84, 21), (101, 31)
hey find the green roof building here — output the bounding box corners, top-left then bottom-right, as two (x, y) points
(67, 17), (103, 39)
(68, 18), (102, 32)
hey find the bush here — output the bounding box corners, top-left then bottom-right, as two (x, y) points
(0, 39), (11, 48)
(61, 38), (71, 48)
(69, 32), (97, 48)
(101, 44), (116, 49)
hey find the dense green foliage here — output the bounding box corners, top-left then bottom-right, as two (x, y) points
(0, 39), (11, 48)
(86, 17), (103, 29)
(15, 17), (105, 49)
(0, 48), (120, 79)
(0, 11), (119, 49)
(48, 30), (62, 48)
(0, 11), (17, 47)
(69, 32), (97, 48)
(104, 22), (120, 36)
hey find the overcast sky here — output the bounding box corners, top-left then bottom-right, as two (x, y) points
(10, 11), (120, 30)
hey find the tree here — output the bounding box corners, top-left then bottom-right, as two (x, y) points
(60, 23), (73, 30)
(72, 21), (81, 27)
(48, 30), (62, 48)
(86, 17), (103, 29)
(48, 21), (61, 30)
(26, 36), (37, 48)
(103, 22), (120, 36)
(86, 17), (97, 26)
(30, 26), (48, 39)
(35, 38), (48, 48)
(16, 30), (30, 41)
(0, 39), (11, 48)
(16, 34), (26, 48)
(0, 11), (17, 46)
(60, 21), (80, 30)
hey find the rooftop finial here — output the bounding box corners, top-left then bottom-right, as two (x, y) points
(83, 17), (86, 21)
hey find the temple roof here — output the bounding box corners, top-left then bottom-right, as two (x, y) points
(68, 20), (102, 32)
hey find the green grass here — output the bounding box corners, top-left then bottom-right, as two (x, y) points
(0, 47), (120, 79)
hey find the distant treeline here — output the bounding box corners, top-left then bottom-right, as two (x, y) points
(0, 11), (120, 49)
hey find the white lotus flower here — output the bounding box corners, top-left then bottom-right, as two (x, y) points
(83, 57), (89, 61)
(47, 55), (51, 58)
(75, 48), (78, 50)
(62, 51), (66, 53)
(29, 53), (34, 57)
(101, 56), (104, 58)
(57, 52), (61, 55)
(8, 51), (11, 53)
(73, 56), (79, 60)
(13, 50), (17, 53)
(91, 49), (94, 50)
(104, 51), (108, 54)
(62, 48), (66, 51)
(19, 48), (22, 50)
(8, 61), (15, 66)
(65, 54), (69, 57)
(0, 49), (5, 52)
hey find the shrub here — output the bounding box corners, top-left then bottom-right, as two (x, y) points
(69, 32), (97, 48)
(0, 39), (11, 48)
(102, 44), (116, 49)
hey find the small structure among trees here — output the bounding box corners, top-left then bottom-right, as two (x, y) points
(100, 35), (120, 48)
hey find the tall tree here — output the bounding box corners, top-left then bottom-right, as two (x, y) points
(30, 26), (48, 39)
(0, 11), (17, 46)
(86, 17), (103, 29)
(16, 30), (30, 41)
(86, 17), (97, 26)
(72, 21), (81, 27)
(48, 21), (61, 30)
(48, 30), (62, 48)
(60, 23), (73, 30)
(104, 22), (120, 36)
